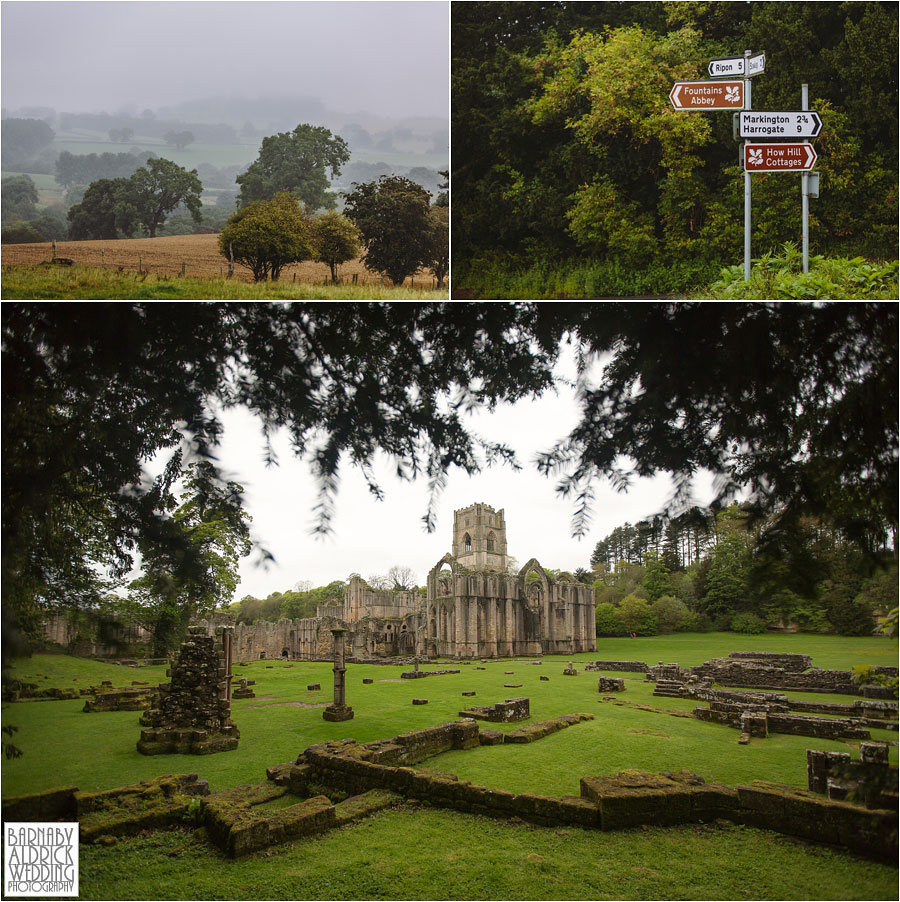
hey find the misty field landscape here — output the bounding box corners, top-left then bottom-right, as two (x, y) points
(1, 1), (448, 299)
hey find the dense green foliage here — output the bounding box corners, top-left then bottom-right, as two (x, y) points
(66, 158), (202, 239)
(1, 174), (68, 242)
(218, 193), (316, 282)
(312, 210), (362, 283)
(226, 579), (349, 624)
(453, 2), (899, 294)
(700, 245), (899, 299)
(343, 175), (435, 285)
(236, 123), (349, 210)
(590, 504), (897, 636)
(126, 461), (252, 654)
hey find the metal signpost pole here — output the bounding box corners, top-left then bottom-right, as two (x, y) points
(801, 83), (810, 273)
(744, 50), (752, 281)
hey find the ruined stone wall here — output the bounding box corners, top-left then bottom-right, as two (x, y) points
(138, 627), (238, 755)
(424, 557), (596, 659)
(344, 576), (421, 623)
(689, 655), (858, 694)
(42, 612), (153, 658)
(271, 723), (897, 863)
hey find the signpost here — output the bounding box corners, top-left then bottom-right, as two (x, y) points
(708, 52), (765, 78)
(669, 80), (744, 110)
(739, 110), (822, 139)
(743, 142), (818, 172)
(670, 52), (821, 281)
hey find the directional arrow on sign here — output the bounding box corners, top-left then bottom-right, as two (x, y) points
(743, 142), (818, 172)
(708, 52), (765, 78)
(669, 80), (744, 111)
(740, 111), (822, 139)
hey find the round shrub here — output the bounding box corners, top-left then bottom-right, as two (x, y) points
(731, 612), (767, 634)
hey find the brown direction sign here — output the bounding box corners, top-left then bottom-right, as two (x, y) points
(669, 80), (744, 111)
(743, 142), (818, 172)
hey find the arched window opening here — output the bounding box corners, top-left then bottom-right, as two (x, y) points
(464, 532), (472, 552)
(486, 531), (495, 552)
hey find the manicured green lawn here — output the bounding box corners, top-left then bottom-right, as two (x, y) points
(76, 809), (897, 901)
(3, 635), (897, 900)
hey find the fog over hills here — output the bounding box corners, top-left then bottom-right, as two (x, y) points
(2, 1), (448, 123)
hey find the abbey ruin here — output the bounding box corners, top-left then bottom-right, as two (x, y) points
(199, 503), (597, 662)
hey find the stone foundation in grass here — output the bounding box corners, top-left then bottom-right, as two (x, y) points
(459, 697), (530, 723)
(265, 721), (896, 863)
(83, 687), (157, 712)
(597, 678), (626, 693)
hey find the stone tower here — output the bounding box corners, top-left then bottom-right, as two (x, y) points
(452, 503), (508, 572)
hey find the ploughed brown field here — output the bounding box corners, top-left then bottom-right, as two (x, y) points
(1, 234), (437, 287)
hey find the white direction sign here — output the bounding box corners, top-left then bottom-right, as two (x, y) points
(740, 110), (822, 139)
(708, 52), (766, 78)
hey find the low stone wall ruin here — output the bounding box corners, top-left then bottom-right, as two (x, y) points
(458, 697), (530, 723)
(266, 721), (897, 862)
(83, 687), (157, 712)
(586, 661), (650, 673)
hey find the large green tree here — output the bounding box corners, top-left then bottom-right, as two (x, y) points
(2, 175), (40, 223)
(343, 175), (432, 285)
(236, 124), (349, 210)
(66, 177), (136, 240)
(312, 210), (361, 283)
(128, 461), (251, 655)
(127, 158), (203, 238)
(65, 159), (202, 239)
(218, 193), (315, 282)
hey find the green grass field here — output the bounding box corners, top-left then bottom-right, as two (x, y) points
(3, 635), (897, 899)
(1, 265), (449, 300)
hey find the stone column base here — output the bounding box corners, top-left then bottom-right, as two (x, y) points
(322, 705), (354, 722)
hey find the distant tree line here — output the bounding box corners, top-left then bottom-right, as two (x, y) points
(590, 503), (897, 637)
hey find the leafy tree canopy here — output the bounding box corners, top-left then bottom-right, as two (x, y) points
(65, 159), (202, 239)
(236, 123), (350, 210)
(126, 460), (252, 654)
(128, 158), (203, 238)
(313, 210), (361, 283)
(3, 302), (895, 655)
(343, 175), (432, 285)
(219, 193), (315, 282)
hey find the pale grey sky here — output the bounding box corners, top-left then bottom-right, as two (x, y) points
(1, 0), (448, 120)
(212, 347), (717, 599)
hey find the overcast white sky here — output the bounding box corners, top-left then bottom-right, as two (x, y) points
(1, 0), (448, 120)
(212, 346), (716, 599)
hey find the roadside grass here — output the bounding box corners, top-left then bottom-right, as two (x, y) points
(75, 808), (897, 901)
(697, 246), (898, 299)
(1, 265), (449, 300)
(4, 635), (897, 900)
(453, 257), (719, 299)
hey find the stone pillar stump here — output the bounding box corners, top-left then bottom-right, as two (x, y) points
(323, 627), (354, 722)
